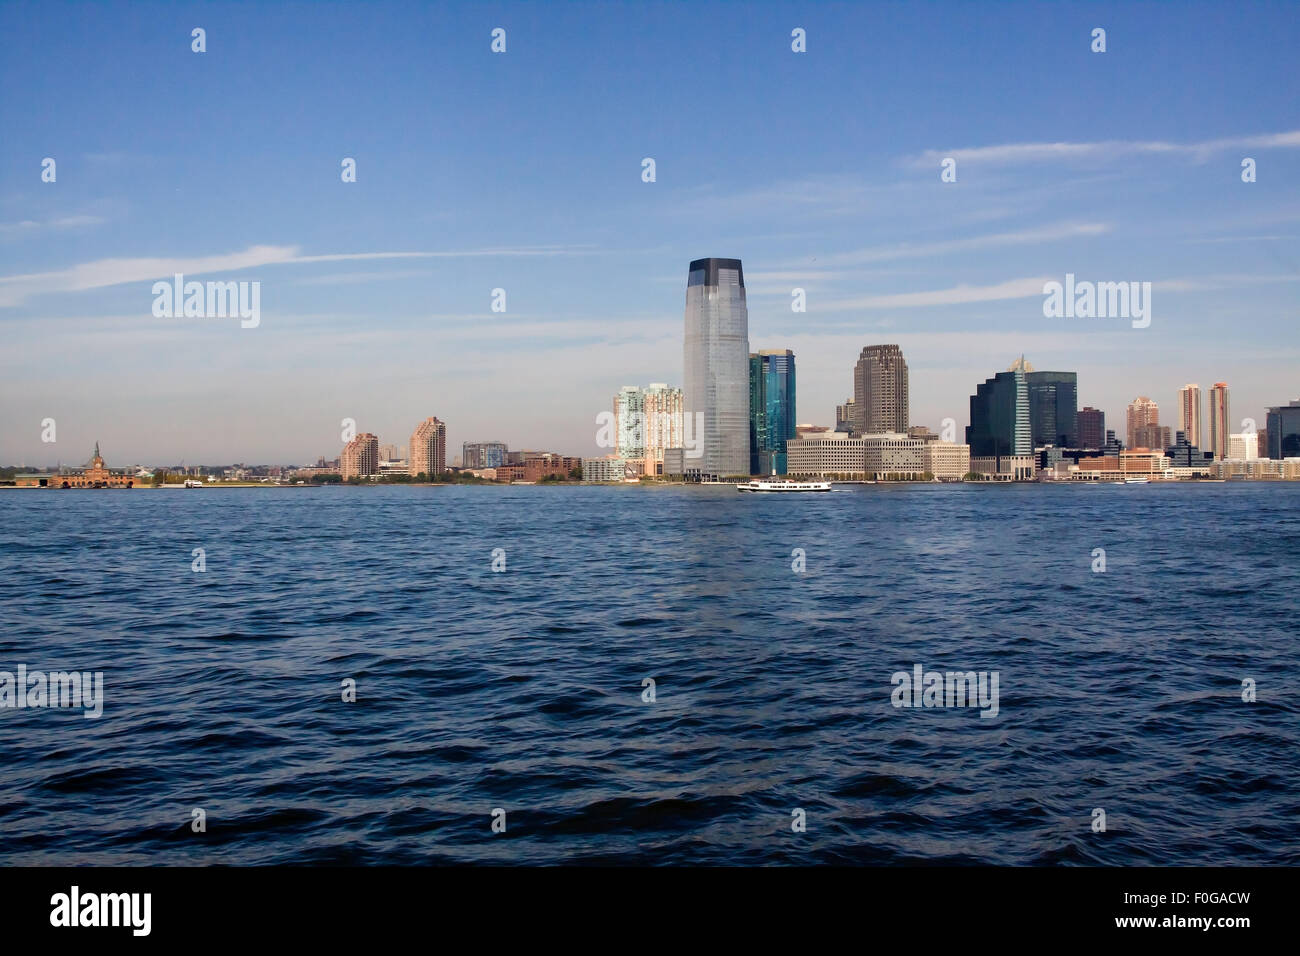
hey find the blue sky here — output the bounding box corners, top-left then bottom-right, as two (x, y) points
(2, 0), (1298, 465)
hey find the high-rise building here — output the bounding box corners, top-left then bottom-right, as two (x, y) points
(1178, 384), (1203, 449)
(749, 349), (796, 475)
(1132, 424), (1171, 451)
(643, 383), (683, 467)
(966, 367), (1031, 461)
(463, 441), (508, 470)
(614, 386), (645, 459)
(409, 417), (446, 478)
(683, 257), (750, 477)
(1208, 383), (1230, 461)
(1075, 407), (1105, 449)
(1265, 400), (1300, 459)
(340, 432), (379, 479)
(1024, 368), (1078, 447)
(1126, 396), (1160, 448)
(853, 344), (908, 435)
(835, 397), (855, 433)
(614, 383), (684, 472)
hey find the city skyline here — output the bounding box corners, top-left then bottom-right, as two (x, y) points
(2, 2), (1299, 464)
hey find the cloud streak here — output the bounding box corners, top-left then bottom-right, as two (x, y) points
(819, 276), (1052, 311)
(905, 130), (1300, 169)
(0, 244), (602, 306)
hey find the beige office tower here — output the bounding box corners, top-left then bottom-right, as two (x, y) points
(341, 432), (379, 479)
(1126, 396), (1160, 447)
(409, 417), (447, 477)
(1178, 384), (1204, 448)
(1208, 383), (1230, 460)
(853, 345), (909, 435)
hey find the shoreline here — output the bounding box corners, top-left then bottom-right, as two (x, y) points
(4, 478), (1294, 491)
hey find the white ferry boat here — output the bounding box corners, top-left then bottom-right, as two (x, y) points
(183, 479), (204, 488)
(737, 478), (832, 493)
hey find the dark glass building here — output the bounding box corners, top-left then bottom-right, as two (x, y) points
(1265, 400), (1300, 459)
(1165, 430), (1212, 467)
(749, 349), (796, 474)
(1025, 371), (1078, 448)
(967, 369), (1031, 458)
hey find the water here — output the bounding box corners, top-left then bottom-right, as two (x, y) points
(0, 483), (1296, 865)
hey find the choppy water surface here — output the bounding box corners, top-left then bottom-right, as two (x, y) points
(0, 483), (1296, 864)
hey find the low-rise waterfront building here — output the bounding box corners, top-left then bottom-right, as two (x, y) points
(582, 456), (630, 483)
(970, 454), (1035, 481)
(1212, 458), (1300, 480)
(922, 441), (971, 480)
(786, 432), (866, 477)
(863, 432), (927, 479)
(15, 444), (137, 488)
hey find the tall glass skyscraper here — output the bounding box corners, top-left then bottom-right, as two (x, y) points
(1024, 370), (1078, 447)
(749, 349), (796, 475)
(1265, 399), (1300, 459)
(684, 258), (750, 477)
(967, 368), (1031, 458)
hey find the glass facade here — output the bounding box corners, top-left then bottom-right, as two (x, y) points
(684, 258), (750, 477)
(1266, 400), (1300, 459)
(614, 386), (645, 458)
(967, 369), (1031, 458)
(749, 350), (796, 475)
(462, 441), (507, 470)
(1025, 371), (1078, 447)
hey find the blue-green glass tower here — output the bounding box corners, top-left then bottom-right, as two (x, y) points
(749, 350), (797, 475)
(967, 368), (1031, 461)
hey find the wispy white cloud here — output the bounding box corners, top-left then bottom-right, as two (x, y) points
(904, 129), (1300, 169)
(809, 222), (1110, 267)
(819, 276), (1052, 311)
(0, 244), (602, 306)
(0, 214), (107, 236)
(1154, 273), (1300, 292)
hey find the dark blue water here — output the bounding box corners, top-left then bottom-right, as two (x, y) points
(1, 483), (1296, 865)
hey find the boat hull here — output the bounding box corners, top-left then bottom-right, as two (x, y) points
(737, 481), (832, 493)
